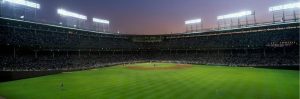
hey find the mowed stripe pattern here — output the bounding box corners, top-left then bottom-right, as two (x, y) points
(0, 63), (298, 99)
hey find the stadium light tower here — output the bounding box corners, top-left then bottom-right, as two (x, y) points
(269, 2), (300, 22)
(217, 11), (252, 20)
(57, 9), (87, 28)
(1, 0), (40, 20)
(185, 19), (202, 33)
(92, 18), (110, 32)
(57, 9), (87, 20)
(2, 0), (40, 9)
(217, 11), (256, 29)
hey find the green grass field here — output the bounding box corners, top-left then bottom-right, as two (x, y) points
(0, 63), (299, 99)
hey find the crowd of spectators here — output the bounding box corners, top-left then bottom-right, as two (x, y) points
(0, 16), (299, 71)
(0, 48), (298, 71)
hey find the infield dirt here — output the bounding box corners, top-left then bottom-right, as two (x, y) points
(126, 64), (192, 70)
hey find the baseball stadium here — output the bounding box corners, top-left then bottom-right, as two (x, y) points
(0, 0), (299, 99)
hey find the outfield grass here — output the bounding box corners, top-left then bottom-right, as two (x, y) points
(0, 63), (299, 99)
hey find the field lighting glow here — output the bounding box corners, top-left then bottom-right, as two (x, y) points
(93, 18), (110, 24)
(269, 2), (300, 12)
(185, 19), (202, 25)
(217, 11), (252, 20)
(57, 9), (87, 20)
(3, 0), (40, 9)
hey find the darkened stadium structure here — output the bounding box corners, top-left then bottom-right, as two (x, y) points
(0, 16), (299, 72)
(1, 1), (300, 99)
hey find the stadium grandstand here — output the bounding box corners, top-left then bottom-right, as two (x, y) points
(0, 16), (299, 71)
(0, 0), (299, 71)
(0, 1), (299, 99)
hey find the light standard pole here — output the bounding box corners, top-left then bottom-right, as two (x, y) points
(92, 17), (110, 32)
(57, 9), (87, 29)
(2, 0), (40, 20)
(217, 11), (253, 29)
(269, 2), (300, 23)
(185, 19), (202, 33)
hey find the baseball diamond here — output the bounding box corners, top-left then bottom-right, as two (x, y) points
(0, 63), (299, 99)
(0, 0), (299, 99)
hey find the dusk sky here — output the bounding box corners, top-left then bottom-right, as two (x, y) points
(31, 0), (298, 34)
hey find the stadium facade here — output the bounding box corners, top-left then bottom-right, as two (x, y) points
(0, 17), (299, 72)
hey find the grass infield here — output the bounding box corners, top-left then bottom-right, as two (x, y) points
(0, 63), (299, 99)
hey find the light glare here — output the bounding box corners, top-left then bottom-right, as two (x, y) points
(3, 0), (40, 9)
(217, 11), (252, 20)
(57, 9), (87, 20)
(269, 2), (300, 12)
(185, 19), (202, 25)
(93, 18), (110, 24)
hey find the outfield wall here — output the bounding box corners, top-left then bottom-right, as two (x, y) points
(0, 71), (61, 82)
(157, 61), (300, 70)
(0, 61), (142, 82)
(0, 61), (298, 82)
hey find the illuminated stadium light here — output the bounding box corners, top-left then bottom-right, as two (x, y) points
(57, 9), (87, 20)
(185, 19), (202, 25)
(93, 18), (110, 24)
(3, 0), (40, 9)
(269, 2), (300, 12)
(217, 11), (253, 20)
